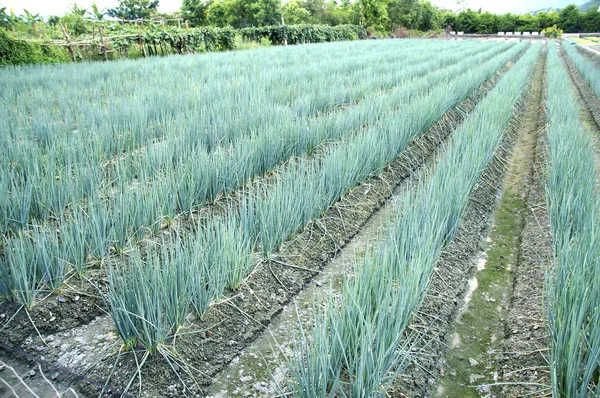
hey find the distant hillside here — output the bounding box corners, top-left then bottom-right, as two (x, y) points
(531, 7), (560, 14)
(580, 0), (600, 11)
(531, 0), (599, 14)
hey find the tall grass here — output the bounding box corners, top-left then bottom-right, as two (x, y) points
(103, 40), (529, 354)
(0, 40), (534, 364)
(287, 42), (542, 396)
(0, 40), (521, 306)
(545, 42), (600, 397)
(251, 40), (529, 257)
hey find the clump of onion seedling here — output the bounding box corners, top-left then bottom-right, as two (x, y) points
(545, 43), (600, 398)
(287, 42), (542, 395)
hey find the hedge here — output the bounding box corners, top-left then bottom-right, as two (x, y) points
(1, 24), (366, 66)
(239, 24), (367, 45)
(110, 26), (237, 54)
(0, 29), (70, 66)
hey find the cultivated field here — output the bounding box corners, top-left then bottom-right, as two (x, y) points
(1, 38), (599, 397)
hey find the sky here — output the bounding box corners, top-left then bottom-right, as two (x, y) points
(434, 0), (577, 13)
(0, 0), (584, 18)
(0, 0), (181, 17)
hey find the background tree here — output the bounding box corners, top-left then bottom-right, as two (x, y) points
(359, 0), (390, 31)
(59, 4), (92, 36)
(282, 0), (311, 24)
(496, 13), (518, 31)
(47, 15), (61, 26)
(476, 12), (498, 33)
(331, 0), (361, 25)
(417, 1), (439, 30)
(534, 11), (559, 31)
(517, 13), (538, 31)
(0, 6), (17, 28)
(388, 0), (414, 30)
(107, 0), (160, 20)
(297, 0), (328, 24)
(205, 0), (224, 25)
(206, 0), (280, 28)
(454, 8), (478, 32)
(181, 0), (213, 26)
(22, 9), (41, 25)
(90, 4), (105, 20)
(252, 0), (281, 25)
(582, 5), (600, 32)
(225, 0), (255, 27)
(439, 10), (456, 29)
(559, 4), (582, 32)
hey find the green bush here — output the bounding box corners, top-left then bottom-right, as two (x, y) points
(240, 24), (367, 45)
(1, 24), (363, 66)
(0, 29), (69, 66)
(543, 25), (563, 39)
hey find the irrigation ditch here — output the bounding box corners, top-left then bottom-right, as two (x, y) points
(428, 48), (551, 398)
(498, 54), (552, 397)
(0, 44), (532, 397)
(384, 46), (547, 398)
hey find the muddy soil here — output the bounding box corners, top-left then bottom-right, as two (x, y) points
(390, 51), (547, 398)
(0, 353), (83, 398)
(205, 167), (419, 397)
(498, 68), (552, 398)
(0, 269), (109, 348)
(432, 50), (550, 398)
(0, 48), (527, 397)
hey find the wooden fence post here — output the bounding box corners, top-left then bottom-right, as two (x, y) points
(282, 16), (287, 46)
(99, 27), (109, 61)
(138, 24), (147, 57)
(59, 23), (76, 62)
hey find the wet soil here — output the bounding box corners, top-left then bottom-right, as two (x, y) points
(498, 73), (552, 398)
(205, 168), (414, 397)
(0, 355), (79, 398)
(389, 50), (547, 398)
(432, 50), (550, 398)
(0, 268), (109, 348)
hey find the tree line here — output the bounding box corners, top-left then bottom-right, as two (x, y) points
(182, 0), (600, 33)
(2, 0), (600, 36)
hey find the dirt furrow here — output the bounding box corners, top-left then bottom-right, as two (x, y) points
(498, 56), (552, 398)
(79, 52), (525, 397)
(390, 49), (547, 398)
